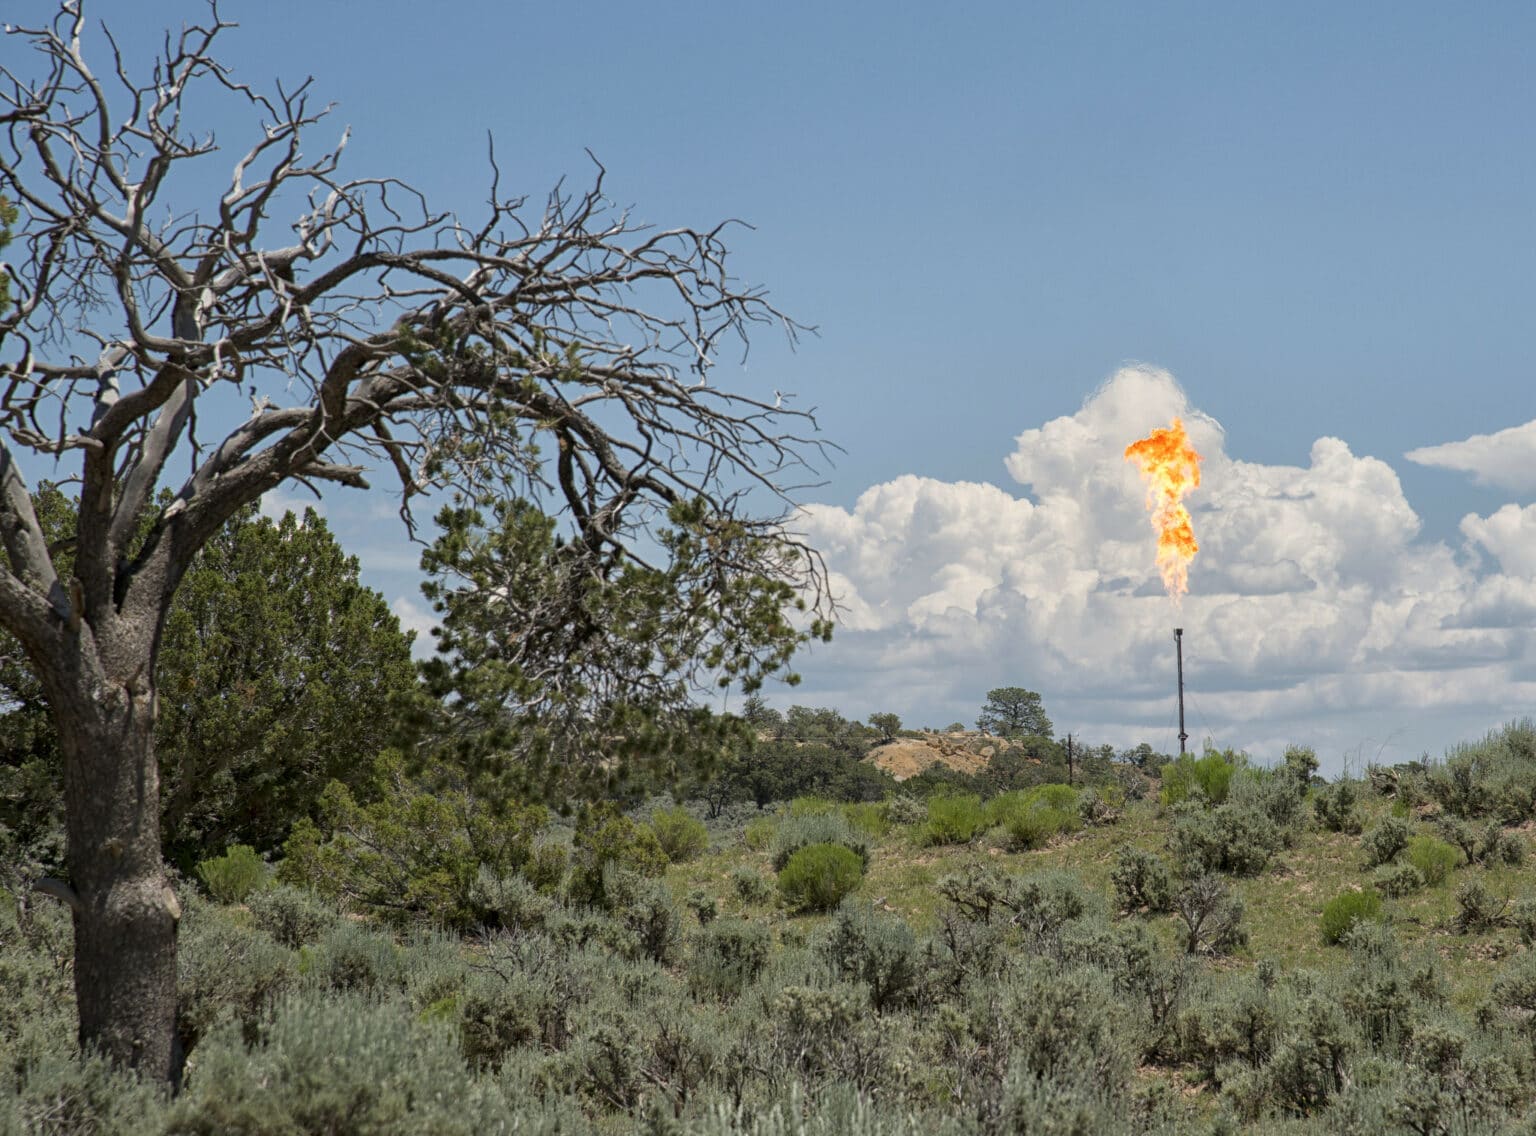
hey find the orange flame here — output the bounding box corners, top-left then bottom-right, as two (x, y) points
(1124, 417), (1203, 600)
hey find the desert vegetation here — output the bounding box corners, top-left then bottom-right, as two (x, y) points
(9, 699), (1536, 1133)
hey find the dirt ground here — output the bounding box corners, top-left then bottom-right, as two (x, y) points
(867, 732), (995, 781)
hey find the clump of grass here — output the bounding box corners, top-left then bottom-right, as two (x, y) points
(197, 844), (270, 905)
(985, 786), (1082, 851)
(919, 794), (985, 846)
(1321, 888), (1384, 945)
(778, 843), (865, 912)
(1405, 834), (1459, 886)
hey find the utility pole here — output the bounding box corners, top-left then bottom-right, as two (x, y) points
(1175, 628), (1188, 756)
(1066, 733), (1074, 786)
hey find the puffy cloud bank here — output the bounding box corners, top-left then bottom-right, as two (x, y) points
(793, 366), (1536, 772)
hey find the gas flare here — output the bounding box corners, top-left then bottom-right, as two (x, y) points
(1124, 417), (1203, 601)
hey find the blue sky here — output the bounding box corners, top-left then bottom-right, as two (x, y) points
(21, 1), (1536, 770)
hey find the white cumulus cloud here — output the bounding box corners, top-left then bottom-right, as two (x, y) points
(1406, 419), (1536, 493)
(788, 365), (1536, 771)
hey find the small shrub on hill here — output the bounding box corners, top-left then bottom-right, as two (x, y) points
(1453, 879), (1509, 934)
(688, 917), (770, 999)
(920, 793), (985, 846)
(1174, 874), (1246, 955)
(743, 815), (776, 850)
(818, 900), (922, 1013)
(245, 884), (337, 949)
(771, 811), (871, 871)
(1112, 845), (1174, 915)
(1405, 835), (1460, 885)
(1361, 816), (1412, 869)
(1371, 862), (1424, 898)
(568, 803), (668, 908)
(307, 919), (403, 993)
(1424, 720), (1536, 824)
(986, 787), (1082, 851)
(649, 806), (709, 863)
(731, 865), (775, 905)
(600, 865), (683, 965)
(885, 794), (926, 826)
(1320, 888), (1384, 945)
(778, 843), (865, 912)
(1312, 778), (1362, 833)
(1160, 750), (1241, 808)
(1437, 816), (1524, 869)
(1170, 802), (1278, 876)
(197, 843), (269, 904)
(1076, 784), (1124, 826)
(841, 800), (892, 838)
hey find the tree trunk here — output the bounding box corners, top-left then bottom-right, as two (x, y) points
(56, 672), (179, 1082)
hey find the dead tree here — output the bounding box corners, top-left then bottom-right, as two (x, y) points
(0, 2), (829, 1080)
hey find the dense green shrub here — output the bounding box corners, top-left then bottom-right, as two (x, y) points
(1492, 948), (1536, 1032)
(743, 814), (776, 850)
(1512, 895), (1536, 947)
(244, 884), (337, 949)
(568, 803), (668, 908)
(770, 811), (872, 871)
(523, 841), (569, 894)
(1159, 750), (1240, 807)
(1312, 778), (1363, 833)
(1111, 845), (1174, 915)
(778, 843), (865, 912)
(1229, 763), (1308, 840)
(688, 917), (771, 1000)
(1438, 815), (1524, 869)
(1170, 801), (1278, 876)
(1173, 874), (1246, 954)
(731, 865), (776, 905)
(985, 786), (1083, 851)
(598, 865), (683, 965)
(1405, 834), (1460, 885)
(305, 919), (404, 993)
(730, 739), (898, 808)
(196, 843), (269, 904)
(1361, 816), (1412, 868)
(178, 897), (295, 1051)
(278, 761), (549, 928)
(1371, 862), (1424, 898)
(919, 793), (985, 846)
(885, 794), (926, 826)
(840, 800), (892, 838)
(818, 900), (921, 1013)
(167, 993), (516, 1133)
(1320, 888), (1384, 945)
(469, 866), (557, 932)
(649, 806), (710, 863)
(1452, 879), (1509, 934)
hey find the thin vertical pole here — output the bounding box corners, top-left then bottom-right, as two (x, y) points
(1175, 628), (1188, 755)
(1066, 733), (1074, 786)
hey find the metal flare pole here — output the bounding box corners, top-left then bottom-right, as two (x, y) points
(1175, 627), (1188, 755)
